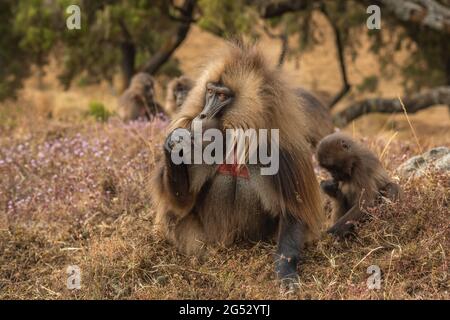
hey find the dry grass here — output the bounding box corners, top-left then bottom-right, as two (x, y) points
(0, 102), (448, 300)
(0, 23), (449, 300)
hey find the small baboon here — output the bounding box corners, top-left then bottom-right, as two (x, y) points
(317, 132), (401, 238)
(152, 41), (324, 284)
(296, 88), (335, 149)
(118, 72), (164, 121)
(165, 76), (194, 115)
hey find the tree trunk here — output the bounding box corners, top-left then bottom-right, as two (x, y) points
(141, 0), (196, 75)
(321, 5), (351, 110)
(333, 86), (450, 127)
(120, 41), (135, 90)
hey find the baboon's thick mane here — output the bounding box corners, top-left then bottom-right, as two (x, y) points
(169, 40), (325, 234)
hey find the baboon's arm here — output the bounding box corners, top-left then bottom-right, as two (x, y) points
(321, 179), (350, 219)
(381, 182), (402, 201)
(320, 179), (344, 199)
(275, 214), (306, 284)
(157, 132), (195, 212)
(327, 204), (364, 238)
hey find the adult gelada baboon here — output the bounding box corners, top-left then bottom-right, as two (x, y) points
(165, 76), (194, 116)
(317, 132), (401, 238)
(295, 88), (334, 149)
(118, 72), (164, 121)
(152, 41), (324, 285)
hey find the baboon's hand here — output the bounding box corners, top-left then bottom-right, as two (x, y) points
(320, 179), (339, 197)
(275, 256), (300, 293)
(381, 182), (402, 202)
(164, 129), (191, 158)
(276, 261), (300, 294)
(163, 131), (178, 155)
(279, 276), (300, 295)
(327, 221), (356, 239)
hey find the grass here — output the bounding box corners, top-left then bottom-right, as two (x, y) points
(0, 103), (448, 300)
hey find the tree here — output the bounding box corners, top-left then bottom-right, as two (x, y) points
(0, 0), (197, 98)
(249, 0), (450, 125)
(59, 0), (197, 89)
(0, 0), (45, 100)
(333, 86), (450, 126)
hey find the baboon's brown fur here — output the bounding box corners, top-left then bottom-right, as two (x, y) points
(295, 88), (335, 148)
(118, 72), (164, 121)
(317, 132), (401, 237)
(152, 41), (325, 256)
(165, 76), (194, 116)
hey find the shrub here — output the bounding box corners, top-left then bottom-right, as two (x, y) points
(87, 101), (110, 122)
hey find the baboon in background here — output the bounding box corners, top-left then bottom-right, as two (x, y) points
(317, 132), (401, 238)
(296, 88), (335, 149)
(118, 72), (165, 121)
(165, 76), (194, 115)
(152, 41), (324, 285)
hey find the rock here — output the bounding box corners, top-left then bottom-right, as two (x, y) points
(397, 147), (450, 178)
(422, 146), (449, 161)
(435, 153), (450, 171)
(156, 275), (169, 286)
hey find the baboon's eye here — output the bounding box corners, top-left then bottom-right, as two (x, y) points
(207, 89), (213, 95)
(218, 93), (227, 101)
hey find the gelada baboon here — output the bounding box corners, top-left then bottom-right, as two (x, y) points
(165, 76), (194, 115)
(118, 72), (164, 121)
(317, 132), (401, 238)
(151, 41), (324, 284)
(295, 88), (334, 149)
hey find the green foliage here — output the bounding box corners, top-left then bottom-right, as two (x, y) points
(1, 0), (449, 101)
(87, 101), (110, 122)
(58, 0), (173, 87)
(356, 76), (379, 93)
(265, 0), (449, 93)
(158, 58), (182, 78)
(14, 0), (59, 56)
(0, 1), (32, 100)
(400, 28), (449, 92)
(0, 0), (180, 98)
(198, 0), (258, 37)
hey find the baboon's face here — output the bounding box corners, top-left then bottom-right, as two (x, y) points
(130, 73), (155, 100)
(144, 82), (154, 98)
(318, 136), (355, 181)
(195, 82), (234, 122)
(321, 161), (353, 182)
(174, 83), (190, 107)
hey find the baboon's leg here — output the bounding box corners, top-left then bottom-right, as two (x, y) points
(172, 214), (206, 256)
(275, 214), (306, 282)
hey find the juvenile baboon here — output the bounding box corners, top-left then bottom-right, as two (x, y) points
(152, 41), (324, 284)
(317, 132), (401, 238)
(165, 76), (194, 115)
(296, 88), (335, 149)
(118, 72), (164, 121)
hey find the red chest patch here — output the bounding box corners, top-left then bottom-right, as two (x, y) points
(218, 163), (250, 179)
